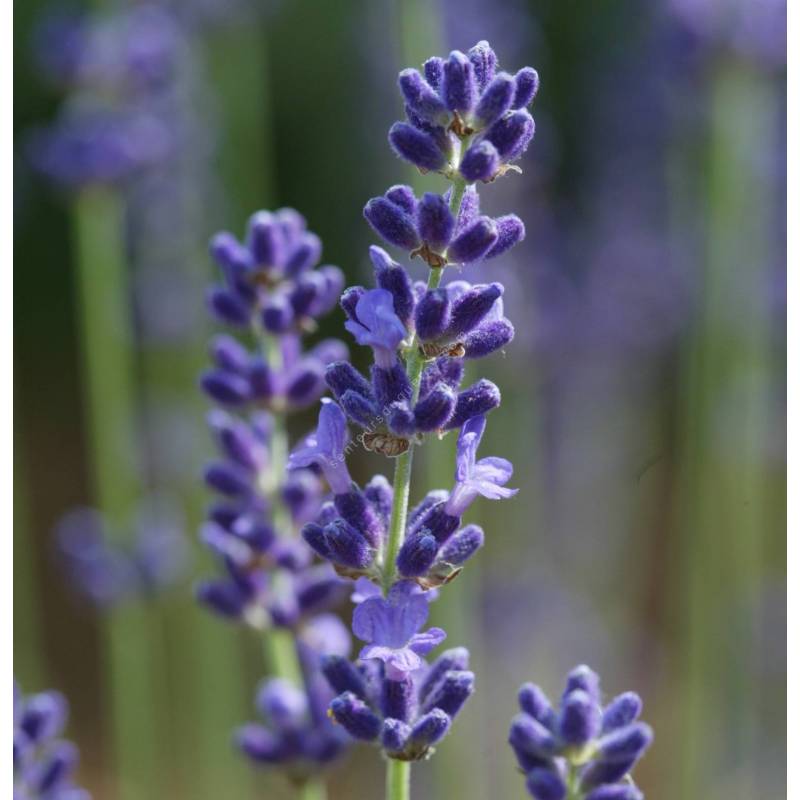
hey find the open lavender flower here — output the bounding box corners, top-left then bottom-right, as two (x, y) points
(325, 639), (474, 762)
(389, 40), (538, 182)
(14, 682), (90, 800)
(352, 581), (446, 680)
(509, 666), (653, 800)
(364, 184), (525, 268)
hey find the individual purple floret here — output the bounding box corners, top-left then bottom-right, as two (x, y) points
(364, 184), (524, 267)
(325, 616), (474, 762)
(235, 617), (351, 780)
(14, 682), (90, 800)
(55, 503), (187, 607)
(390, 41), (538, 182)
(352, 581), (446, 680)
(509, 666), (653, 800)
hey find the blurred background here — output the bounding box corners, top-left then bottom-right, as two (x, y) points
(13, 0), (786, 798)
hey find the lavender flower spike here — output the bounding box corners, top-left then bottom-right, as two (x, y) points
(444, 415), (517, 516)
(353, 581), (446, 680)
(289, 398), (351, 494)
(509, 666), (653, 800)
(344, 288), (407, 368)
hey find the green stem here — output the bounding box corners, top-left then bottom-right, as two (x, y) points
(386, 759), (411, 800)
(298, 778), (328, 800)
(74, 190), (162, 800)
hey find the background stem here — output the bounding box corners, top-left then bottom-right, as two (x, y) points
(74, 189), (163, 800)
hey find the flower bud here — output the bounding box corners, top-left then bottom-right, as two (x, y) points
(475, 72), (515, 127)
(442, 51), (478, 114)
(439, 524), (484, 564)
(364, 196), (421, 251)
(414, 383), (456, 431)
(525, 768), (567, 800)
(445, 379), (501, 429)
(447, 217), (499, 263)
(467, 40), (498, 91)
(460, 140), (501, 182)
(513, 66), (540, 108)
(558, 689), (600, 746)
(417, 192), (455, 253)
(389, 122), (447, 172)
(329, 692), (381, 741)
(397, 532), (439, 577)
(484, 214), (525, 259)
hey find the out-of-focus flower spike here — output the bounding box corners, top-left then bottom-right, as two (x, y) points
(558, 689), (601, 746)
(602, 692), (643, 733)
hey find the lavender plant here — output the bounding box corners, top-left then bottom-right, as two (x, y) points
(14, 683), (90, 800)
(196, 209), (353, 792)
(509, 666), (653, 800)
(284, 40), (539, 799)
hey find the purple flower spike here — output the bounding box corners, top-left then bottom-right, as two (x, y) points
(364, 196), (421, 252)
(447, 217), (499, 264)
(288, 398), (351, 494)
(388, 122), (447, 172)
(445, 414), (517, 516)
(460, 140), (501, 182)
(510, 664), (652, 799)
(353, 581), (446, 680)
(345, 289), (407, 367)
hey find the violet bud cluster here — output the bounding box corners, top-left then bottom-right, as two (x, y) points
(509, 666), (653, 800)
(325, 245), (511, 455)
(325, 583), (474, 761)
(297, 409), (515, 587)
(389, 40), (538, 182)
(14, 682), (90, 800)
(364, 184), (525, 268)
